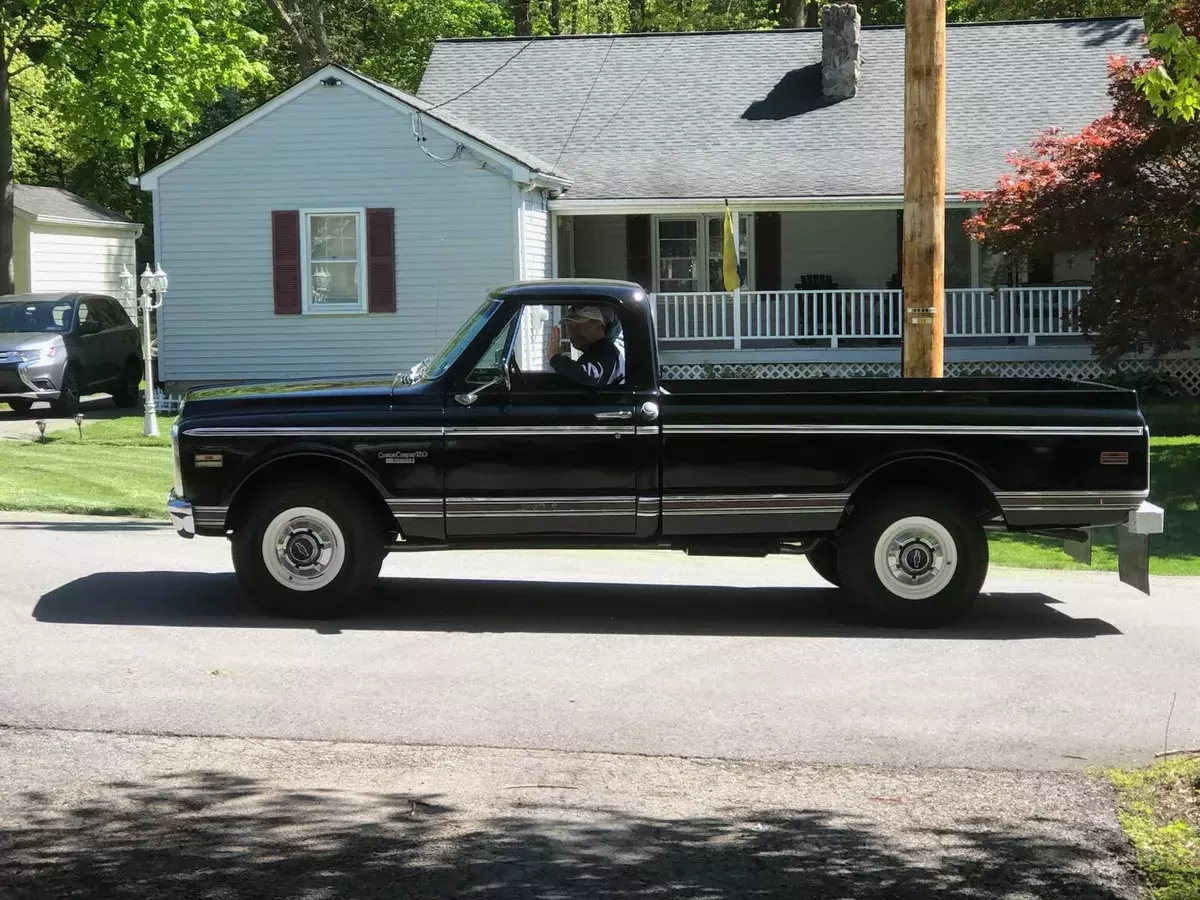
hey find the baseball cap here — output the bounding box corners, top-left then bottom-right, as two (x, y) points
(563, 305), (612, 325)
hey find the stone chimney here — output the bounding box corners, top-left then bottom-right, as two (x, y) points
(821, 3), (861, 101)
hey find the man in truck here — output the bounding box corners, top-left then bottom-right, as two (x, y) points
(544, 304), (626, 387)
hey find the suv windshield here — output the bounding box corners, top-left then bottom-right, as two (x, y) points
(0, 300), (74, 334)
(422, 298), (504, 381)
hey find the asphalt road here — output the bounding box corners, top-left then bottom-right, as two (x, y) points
(2, 513), (1197, 770)
(0, 728), (1141, 899)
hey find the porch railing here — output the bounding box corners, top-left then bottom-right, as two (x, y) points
(652, 287), (1088, 348)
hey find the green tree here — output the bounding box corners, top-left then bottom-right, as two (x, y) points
(1, 0), (267, 294)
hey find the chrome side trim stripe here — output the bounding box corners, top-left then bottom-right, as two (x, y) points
(996, 489), (1149, 510)
(447, 425), (635, 437)
(184, 426), (443, 438)
(193, 505), (228, 530)
(447, 496), (635, 518)
(662, 493), (850, 516)
(387, 498), (443, 519)
(663, 424), (1145, 437)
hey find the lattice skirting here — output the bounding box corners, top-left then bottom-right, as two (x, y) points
(661, 358), (1200, 395)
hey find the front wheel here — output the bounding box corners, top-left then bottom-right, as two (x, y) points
(5, 399), (33, 415)
(837, 489), (988, 627)
(111, 360), (141, 408)
(231, 482), (386, 618)
(51, 367), (81, 416)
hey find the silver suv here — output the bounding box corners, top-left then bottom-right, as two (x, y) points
(0, 292), (143, 416)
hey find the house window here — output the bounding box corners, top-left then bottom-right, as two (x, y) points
(654, 215), (752, 293)
(656, 219), (700, 293)
(301, 210), (366, 313)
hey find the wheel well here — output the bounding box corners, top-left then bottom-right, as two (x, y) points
(843, 457), (1002, 526)
(225, 455), (396, 535)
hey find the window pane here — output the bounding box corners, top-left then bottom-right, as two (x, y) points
(310, 261), (359, 305)
(659, 220), (697, 240)
(659, 257), (696, 281)
(309, 214), (359, 261)
(659, 239), (697, 258)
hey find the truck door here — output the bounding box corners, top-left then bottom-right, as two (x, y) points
(442, 301), (660, 539)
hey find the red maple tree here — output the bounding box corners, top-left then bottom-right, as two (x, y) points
(965, 1), (1200, 359)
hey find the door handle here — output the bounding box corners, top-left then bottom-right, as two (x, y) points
(594, 410), (633, 420)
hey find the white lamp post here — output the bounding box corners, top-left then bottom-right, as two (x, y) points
(121, 263), (168, 437)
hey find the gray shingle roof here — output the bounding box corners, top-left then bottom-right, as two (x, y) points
(419, 18), (1146, 201)
(13, 185), (135, 226)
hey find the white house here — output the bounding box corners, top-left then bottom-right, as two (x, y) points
(12, 186), (142, 316)
(136, 12), (1200, 394)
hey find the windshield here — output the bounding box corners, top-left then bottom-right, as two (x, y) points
(422, 298), (505, 381)
(0, 300), (74, 334)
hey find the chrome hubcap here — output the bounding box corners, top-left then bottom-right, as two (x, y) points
(261, 507), (345, 592)
(873, 516), (957, 600)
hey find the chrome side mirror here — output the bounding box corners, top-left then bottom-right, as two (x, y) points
(454, 374), (507, 406)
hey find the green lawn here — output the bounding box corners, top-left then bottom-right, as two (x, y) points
(1107, 756), (1200, 900)
(0, 414), (174, 518)
(989, 436), (1200, 575)
(1, 416), (1198, 575)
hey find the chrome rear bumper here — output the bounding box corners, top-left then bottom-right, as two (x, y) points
(167, 492), (194, 539)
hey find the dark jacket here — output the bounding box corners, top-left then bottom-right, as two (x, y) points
(549, 337), (625, 387)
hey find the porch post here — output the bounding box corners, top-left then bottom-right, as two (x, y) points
(732, 210), (742, 350)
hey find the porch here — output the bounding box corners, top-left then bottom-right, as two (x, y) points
(552, 205), (1096, 362)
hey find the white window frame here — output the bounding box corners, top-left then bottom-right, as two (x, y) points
(300, 207), (368, 315)
(651, 214), (755, 294)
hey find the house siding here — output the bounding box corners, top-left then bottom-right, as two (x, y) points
(520, 190), (551, 279)
(13, 219), (30, 293)
(154, 84), (516, 382)
(27, 224), (137, 309)
(779, 210), (898, 290)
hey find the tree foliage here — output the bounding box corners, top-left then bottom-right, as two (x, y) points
(965, 1), (1200, 358)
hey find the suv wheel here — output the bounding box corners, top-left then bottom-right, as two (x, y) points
(6, 399), (32, 415)
(838, 489), (988, 628)
(231, 481), (386, 619)
(112, 360), (142, 408)
(51, 367), (81, 416)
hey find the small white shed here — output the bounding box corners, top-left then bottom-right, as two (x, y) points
(12, 186), (143, 316)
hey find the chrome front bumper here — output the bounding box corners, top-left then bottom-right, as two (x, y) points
(167, 492), (195, 539)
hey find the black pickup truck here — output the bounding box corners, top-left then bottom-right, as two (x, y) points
(168, 280), (1164, 626)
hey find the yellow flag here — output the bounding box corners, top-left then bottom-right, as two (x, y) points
(722, 204), (740, 292)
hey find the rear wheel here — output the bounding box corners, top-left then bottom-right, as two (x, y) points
(805, 539), (842, 587)
(231, 481), (386, 619)
(6, 399), (32, 415)
(51, 367), (81, 416)
(112, 359), (141, 408)
(837, 489), (988, 627)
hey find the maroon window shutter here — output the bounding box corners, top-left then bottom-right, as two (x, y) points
(754, 212), (781, 291)
(626, 215), (652, 290)
(271, 210), (302, 315)
(366, 208), (396, 314)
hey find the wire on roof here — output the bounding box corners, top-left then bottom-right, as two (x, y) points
(573, 34), (677, 159)
(426, 40), (534, 111)
(554, 36), (617, 168)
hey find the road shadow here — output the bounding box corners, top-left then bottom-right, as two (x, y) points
(0, 770), (1140, 899)
(33, 571), (1123, 640)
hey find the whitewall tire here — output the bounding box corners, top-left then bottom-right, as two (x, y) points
(839, 489), (988, 627)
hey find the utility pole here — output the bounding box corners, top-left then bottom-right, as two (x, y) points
(901, 0), (947, 378)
